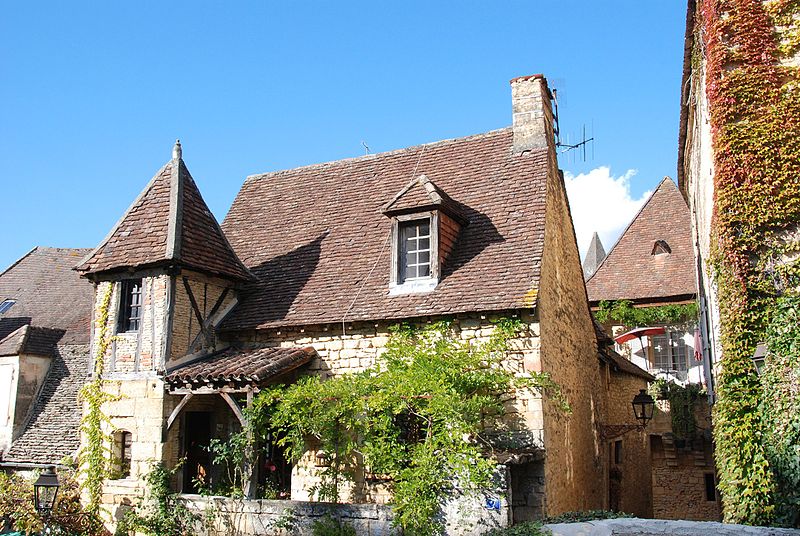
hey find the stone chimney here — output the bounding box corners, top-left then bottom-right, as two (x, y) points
(510, 74), (555, 154)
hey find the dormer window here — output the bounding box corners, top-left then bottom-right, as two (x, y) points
(0, 299), (16, 314)
(118, 279), (143, 332)
(652, 240), (671, 256)
(383, 175), (467, 295)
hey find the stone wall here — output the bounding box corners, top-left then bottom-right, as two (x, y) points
(603, 370), (651, 518)
(180, 496), (398, 536)
(538, 154), (606, 515)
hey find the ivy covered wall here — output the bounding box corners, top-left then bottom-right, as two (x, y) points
(690, 0), (800, 526)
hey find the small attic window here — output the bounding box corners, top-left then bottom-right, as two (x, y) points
(399, 219), (432, 281)
(0, 299), (16, 314)
(652, 240), (671, 256)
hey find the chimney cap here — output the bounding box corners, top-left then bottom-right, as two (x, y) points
(510, 74), (544, 84)
(172, 139), (182, 160)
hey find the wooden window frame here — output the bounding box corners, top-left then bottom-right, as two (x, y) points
(117, 279), (143, 333)
(389, 212), (440, 293)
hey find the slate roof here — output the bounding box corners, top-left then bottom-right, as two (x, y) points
(586, 178), (697, 304)
(3, 345), (89, 465)
(165, 346), (316, 387)
(582, 232), (606, 280)
(220, 128), (549, 331)
(76, 156), (252, 282)
(0, 247), (93, 345)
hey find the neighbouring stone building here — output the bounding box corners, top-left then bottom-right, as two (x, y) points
(0, 247), (94, 471)
(71, 74), (657, 534)
(584, 177), (720, 521)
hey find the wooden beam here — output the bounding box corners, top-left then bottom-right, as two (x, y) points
(166, 393), (194, 430)
(167, 386), (256, 396)
(220, 391), (246, 427)
(182, 277), (212, 346)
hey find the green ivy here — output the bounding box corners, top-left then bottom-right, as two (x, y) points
(761, 296), (800, 526)
(649, 380), (704, 440)
(593, 300), (697, 327)
(78, 283), (118, 515)
(248, 318), (566, 536)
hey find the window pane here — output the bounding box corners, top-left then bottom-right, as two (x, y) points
(418, 221), (430, 236)
(651, 334), (670, 370)
(418, 264), (430, 277)
(407, 252), (417, 266)
(418, 251), (430, 264)
(419, 238), (430, 250)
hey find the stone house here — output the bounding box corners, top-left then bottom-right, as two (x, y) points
(584, 178), (720, 521)
(0, 247), (94, 471)
(74, 74), (655, 533)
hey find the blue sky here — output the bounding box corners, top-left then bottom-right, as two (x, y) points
(0, 2), (686, 271)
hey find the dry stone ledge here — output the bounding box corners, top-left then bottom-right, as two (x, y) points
(544, 518), (800, 536)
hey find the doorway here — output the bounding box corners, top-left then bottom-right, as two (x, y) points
(183, 411), (212, 493)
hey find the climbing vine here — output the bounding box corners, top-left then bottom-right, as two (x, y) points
(697, 0), (800, 526)
(593, 300), (698, 327)
(248, 319), (565, 536)
(649, 379), (704, 441)
(78, 283), (118, 514)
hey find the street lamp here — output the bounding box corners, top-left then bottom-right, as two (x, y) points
(33, 466), (60, 514)
(632, 389), (655, 427)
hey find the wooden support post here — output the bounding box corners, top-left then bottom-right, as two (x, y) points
(219, 391), (256, 498)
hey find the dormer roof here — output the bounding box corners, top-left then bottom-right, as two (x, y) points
(382, 174), (467, 223)
(76, 144), (252, 282)
(586, 177), (696, 303)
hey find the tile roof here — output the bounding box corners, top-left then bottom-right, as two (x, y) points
(0, 325), (64, 357)
(586, 178), (697, 304)
(221, 128), (549, 331)
(0, 247), (93, 345)
(594, 319), (654, 381)
(382, 174), (466, 223)
(3, 344), (89, 465)
(165, 346), (315, 387)
(76, 158), (252, 281)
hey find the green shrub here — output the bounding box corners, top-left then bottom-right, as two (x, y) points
(483, 521), (548, 536)
(543, 510), (632, 523)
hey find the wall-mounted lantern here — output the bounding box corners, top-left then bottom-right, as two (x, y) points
(751, 342), (767, 376)
(599, 390), (656, 441)
(632, 389), (655, 426)
(33, 465), (60, 513)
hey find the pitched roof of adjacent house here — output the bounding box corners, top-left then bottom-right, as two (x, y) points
(582, 232), (606, 280)
(3, 346), (89, 465)
(586, 178), (697, 304)
(76, 146), (252, 282)
(0, 325), (65, 357)
(0, 247), (93, 345)
(220, 128), (550, 331)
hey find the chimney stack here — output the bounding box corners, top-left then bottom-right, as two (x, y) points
(510, 74), (554, 154)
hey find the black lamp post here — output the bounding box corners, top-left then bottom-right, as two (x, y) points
(632, 389), (656, 427)
(33, 465), (60, 514)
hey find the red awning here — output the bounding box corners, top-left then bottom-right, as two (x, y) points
(614, 326), (665, 345)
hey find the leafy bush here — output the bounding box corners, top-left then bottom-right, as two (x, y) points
(0, 468), (107, 535)
(482, 521), (548, 536)
(248, 318), (565, 536)
(311, 514), (357, 536)
(116, 462), (198, 536)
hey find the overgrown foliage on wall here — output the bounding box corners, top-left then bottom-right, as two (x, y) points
(593, 300), (698, 327)
(78, 283), (118, 514)
(697, 0), (800, 526)
(248, 319), (564, 536)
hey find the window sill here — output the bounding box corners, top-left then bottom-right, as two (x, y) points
(389, 277), (438, 295)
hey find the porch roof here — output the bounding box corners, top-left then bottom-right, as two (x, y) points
(165, 346), (316, 389)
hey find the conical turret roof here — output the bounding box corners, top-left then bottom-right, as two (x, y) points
(582, 232), (606, 280)
(76, 142), (252, 281)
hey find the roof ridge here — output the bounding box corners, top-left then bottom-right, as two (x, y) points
(244, 127), (513, 184)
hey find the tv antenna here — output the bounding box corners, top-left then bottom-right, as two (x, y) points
(552, 89), (595, 163)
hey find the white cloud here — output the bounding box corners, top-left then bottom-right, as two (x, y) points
(564, 167), (651, 259)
